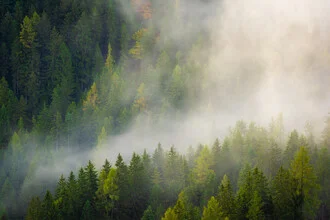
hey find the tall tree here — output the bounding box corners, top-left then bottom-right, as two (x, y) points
(217, 174), (235, 219)
(26, 196), (42, 220)
(272, 166), (295, 219)
(290, 146), (320, 219)
(247, 191), (265, 220)
(41, 190), (55, 220)
(202, 196), (222, 220)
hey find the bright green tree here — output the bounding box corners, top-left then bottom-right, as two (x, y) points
(103, 168), (119, 217)
(290, 146), (320, 219)
(202, 196), (223, 220)
(247, 191), (265, 220)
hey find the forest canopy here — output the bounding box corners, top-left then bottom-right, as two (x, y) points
(0, 0), (330, 219)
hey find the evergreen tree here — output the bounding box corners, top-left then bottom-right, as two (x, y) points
(162, 207), (178, 220)
(217, 174), (235, 219)
(54, 174), (68, 218)
(26, 196), (42, 220)
(141, 205), (155, 220)
(283, 130), (300, 167)
(78, 167), (88, 210)
(272, 166), (295, 219)
(67, 171), (78, 219)
(128, 153), (148, 218)
(114, 154), (130, 218)
(247, 191), (265, 220)
(103, 168), (119, 218)
(202, 196), (222, 220)
(84, 161), (98, 203)
(41, 190), (55, 220)
(81, 200), (93, 220)
(290, 146), (320, 219)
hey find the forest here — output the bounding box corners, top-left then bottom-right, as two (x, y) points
(0, 0), (330, 219)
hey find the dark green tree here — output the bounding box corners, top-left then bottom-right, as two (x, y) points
(26, 196), (42, 220)
(41, 190), (56, 220)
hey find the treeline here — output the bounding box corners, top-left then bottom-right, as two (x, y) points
(16, 117), (330, 220)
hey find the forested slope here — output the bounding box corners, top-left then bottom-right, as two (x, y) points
(1, 0), (330, 219)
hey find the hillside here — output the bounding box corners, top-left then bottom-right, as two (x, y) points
(0, 0), (330, 219)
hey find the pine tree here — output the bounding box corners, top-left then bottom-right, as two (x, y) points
(81, 200), (93, 220)
(162, 207), (178, 220)
(247, 191), (265, 220)
(54, 175), (68, 217)
(114, 154), (130, 218)
(78, 167), (88, 210)
(41, 190), (55, 219)
(290, 146), (320, 219)
(211, 138), (222, 179)
(67, 171), (78, 219)
(85, 161), (98, 203)
(217, 174), (235, 219)
(26, 196), (42, 220)
(103, 168), (119, 218)
(283, 130), (300, 167)
(164, 146), (185, 204)
(272, 166), (295, 219)
(19, 15), (37, 48)
(141, 205), (155, 220)
(128, 153), (148, 218)
(315, 147), (330, 212)
(202, 196), (222, 220)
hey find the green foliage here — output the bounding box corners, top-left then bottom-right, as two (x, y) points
(272, 166), (295, 219)
(1, 1), (330, 219)
(247, 191), (265, 220)
(142, 205), (155, 220)
(81, 200), (93, 220)
(19, 14), (38, 48)
(217, 174), (235, 219)
(41, 190), (56, 219)
(26, 196), (42, 220)
(162, 207), (178, 220)
(103, 168), (119, 217)
(202, 196), (222, 220)
(290, 146), (320, 219)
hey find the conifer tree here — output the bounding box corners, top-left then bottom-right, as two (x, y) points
(217, 174), (235, 219)
(290, 146), (320, 219)
(202, 196), (222, 220)
(247, 191), (265, 220)
(41, 191), (55, 220)
(26, 196), (42, 220)
(81, 200), (93, 220)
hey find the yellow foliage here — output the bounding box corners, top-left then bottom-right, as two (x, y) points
(83, 82), (98, 111)
(129, 29), (148, 59)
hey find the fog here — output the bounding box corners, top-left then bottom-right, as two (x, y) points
(93, 0), (330, 161)
(22, 0), (330, 201)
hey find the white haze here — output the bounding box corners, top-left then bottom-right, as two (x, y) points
(29, 0), (330, 184)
